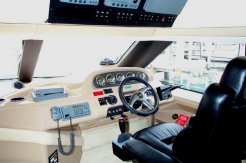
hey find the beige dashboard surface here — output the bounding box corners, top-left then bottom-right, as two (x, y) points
(0, 67), (156, 131)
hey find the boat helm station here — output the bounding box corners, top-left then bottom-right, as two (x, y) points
(0, 0), (246, 163)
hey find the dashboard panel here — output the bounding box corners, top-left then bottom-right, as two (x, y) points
(0, 67), (173, 131)
(93, 71), (148, 88)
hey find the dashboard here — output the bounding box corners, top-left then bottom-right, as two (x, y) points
(0, 67), (170, 131)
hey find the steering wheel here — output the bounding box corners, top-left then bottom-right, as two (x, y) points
(119, 77), (159, 117)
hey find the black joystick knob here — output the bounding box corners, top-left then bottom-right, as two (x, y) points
(107, 95), (117, 105)
(119, 117), (126, 134)
(117, 117), (130, 143)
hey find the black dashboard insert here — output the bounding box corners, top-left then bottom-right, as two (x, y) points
(93, 71), (149, 88)
(48, 0), (183, 27)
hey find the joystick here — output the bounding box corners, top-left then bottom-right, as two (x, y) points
(117, 117), (130, 143)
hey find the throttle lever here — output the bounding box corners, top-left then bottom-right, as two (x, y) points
(119, 117), (126, 134)
(117, 117), (130, 143)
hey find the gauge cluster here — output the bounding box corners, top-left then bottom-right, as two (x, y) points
(94, 71), (148, 88)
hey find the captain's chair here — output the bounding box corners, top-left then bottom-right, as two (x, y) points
(123, 56), (246, 163)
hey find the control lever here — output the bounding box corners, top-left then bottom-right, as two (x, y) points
(117, 117), (130, 143)
(119, 117), (126, 134)
(157, 85), (182, 100)
(161, 85), (182, 92)
(169, 85), (182, 91)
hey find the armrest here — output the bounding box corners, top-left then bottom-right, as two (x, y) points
(123, 139), (177, 163)
(138, 135), (173, 156)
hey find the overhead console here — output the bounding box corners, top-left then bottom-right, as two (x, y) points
(48, 0), (187, 27)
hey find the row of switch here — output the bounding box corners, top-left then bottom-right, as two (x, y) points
(63, 0), (98, 5)
(111, 3), (138, 9)
(96, 10), (109, 19)
(95, 10), (174, 24)
(139, 15), (174, 23)
(107, 106), (124, 117)
(116, 12), (134, 20)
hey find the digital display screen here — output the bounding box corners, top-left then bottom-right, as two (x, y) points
(73, 104), (82, 110)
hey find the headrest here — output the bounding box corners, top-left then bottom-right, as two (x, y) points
(220, 56), (246, 101)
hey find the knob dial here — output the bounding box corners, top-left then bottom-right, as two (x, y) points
(106, 95), (117, 105)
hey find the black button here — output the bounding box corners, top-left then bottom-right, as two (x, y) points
(172, 114), (179, 120)
(98, 98), (107, 105)
(104, 88), (113, 94)
(146, 90), (152, 96)
(106, 95), (117, 105)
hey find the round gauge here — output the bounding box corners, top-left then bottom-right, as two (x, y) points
(116, 73), (125, 82)
(137, 72), (147, 80)
(96, 75), (106, 87)
(126, 72), (135, 78)
(106, 74), (116, 85)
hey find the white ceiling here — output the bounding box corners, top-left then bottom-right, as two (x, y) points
(173, 0), (246, 28)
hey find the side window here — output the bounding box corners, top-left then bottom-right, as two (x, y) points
(149, 41), (245, 93)
(0, 39), (22, 79)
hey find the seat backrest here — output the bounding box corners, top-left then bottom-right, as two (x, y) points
(172, 56), (246, 162)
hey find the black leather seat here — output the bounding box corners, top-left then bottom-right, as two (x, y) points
(123, 56), (246, 163)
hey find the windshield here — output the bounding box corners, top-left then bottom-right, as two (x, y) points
(0, 38), (22, 80)
(149, 39), (246, 93)
(0, 37), (133, 80)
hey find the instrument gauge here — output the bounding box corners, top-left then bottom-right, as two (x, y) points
(116, 73), (125, 82)
(106, 74), (116, 85)
(137, 72), (147, 80)
(96, 75), (106, 87)
(126, 72), (135, 78)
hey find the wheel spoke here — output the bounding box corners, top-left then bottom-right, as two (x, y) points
(142, 99), (154, 110)
(139, 86), (151, 94)
(129, 94), (138, 107)
(145, 95), (154, 102)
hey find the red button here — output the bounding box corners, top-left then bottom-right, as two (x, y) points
(175, 114), (190, 126)
(161, 17), (165, 22)
(93, 91), (104, 96)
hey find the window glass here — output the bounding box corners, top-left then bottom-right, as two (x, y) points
(0, 37), (133, 96)
(0, 38), (22, 79)
(149, 41), (245, 93)
(0, 38), (22, 96)
(34, 38), (133, 78)
(0, 37), (133, 80)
